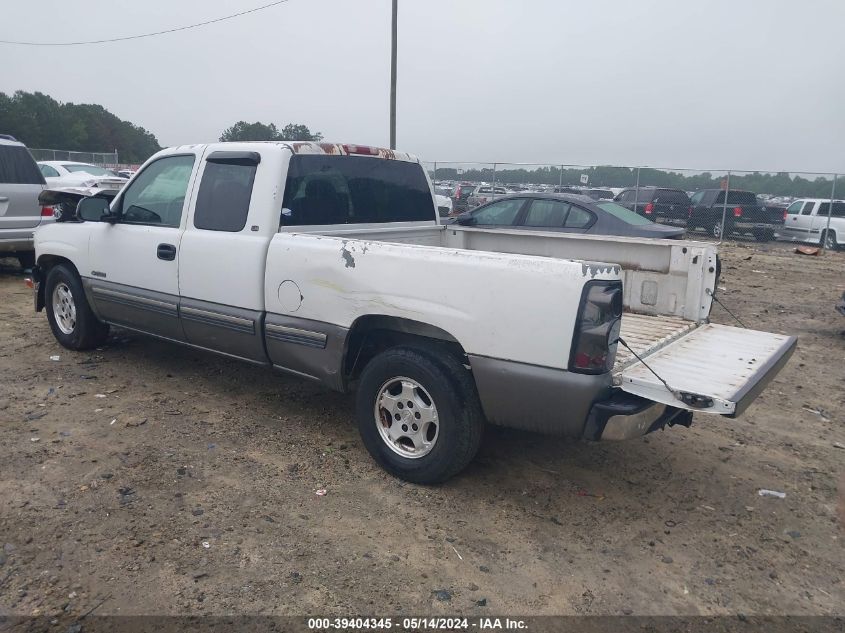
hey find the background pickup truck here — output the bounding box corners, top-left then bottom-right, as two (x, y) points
(687, 189), (784, 241)
(31, 142), (796, 483)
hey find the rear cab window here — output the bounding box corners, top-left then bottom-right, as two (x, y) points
(282, 155), (433, 226)
(715, 191), (757, 205)
(654, 189), (690, 204)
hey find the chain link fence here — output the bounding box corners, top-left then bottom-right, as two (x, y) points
(29, 148), (120, 169)
(422, 161), (842, 251)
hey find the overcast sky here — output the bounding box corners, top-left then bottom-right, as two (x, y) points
(2, 0), (844, 172)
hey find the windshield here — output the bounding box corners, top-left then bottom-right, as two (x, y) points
(597, 201), (655, 225)
(62, 164), (117, 177)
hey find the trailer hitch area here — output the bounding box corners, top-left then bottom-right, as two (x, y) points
(679, 392), (714, 409)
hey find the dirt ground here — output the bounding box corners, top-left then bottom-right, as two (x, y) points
(0, 241), (843, 620)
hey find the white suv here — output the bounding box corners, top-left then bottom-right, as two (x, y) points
(781, 198), (844, 250)
(0, 135), (49, 268)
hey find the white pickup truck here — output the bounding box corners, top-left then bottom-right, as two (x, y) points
(31, 142), (796, 483)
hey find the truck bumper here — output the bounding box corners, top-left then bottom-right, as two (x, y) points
(468, 355), (611, 436)
(582, 392), (692, 441)
(468, 355), (692, 439)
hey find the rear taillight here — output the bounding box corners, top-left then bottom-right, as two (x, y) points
(688, 205), (694, 218)
(644, 202), (654, 214)
(733, 206), (743, 218)
(783, 209), (788, 221)
(41, 206), (56, 217)
(570, 281), (623, 374)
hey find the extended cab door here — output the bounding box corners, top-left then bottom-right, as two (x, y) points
(177, 147), (282, 363)
(85, 153), (199, 341)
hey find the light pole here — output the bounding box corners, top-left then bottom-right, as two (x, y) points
(389, 0), (397, 150)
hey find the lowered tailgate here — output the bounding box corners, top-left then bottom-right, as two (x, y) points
(616, 321), (796, 416)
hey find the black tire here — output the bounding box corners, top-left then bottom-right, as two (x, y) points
(16, 251), (35, 270)
(753, 228), (774, 242)
(711, 221), (723, 239)
(356, 346), (484, 484)
(821, 229), (839, 251)
(44, 264), (110, 350)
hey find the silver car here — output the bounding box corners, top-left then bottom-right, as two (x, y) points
(0, 135), (49, 268)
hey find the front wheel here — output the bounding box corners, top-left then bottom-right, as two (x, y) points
(45, 264), (110, 350)
(356, 346), (484, 484)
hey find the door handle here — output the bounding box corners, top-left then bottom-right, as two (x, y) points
(157, 243), (176, 261)
(0, 196), (8, 202)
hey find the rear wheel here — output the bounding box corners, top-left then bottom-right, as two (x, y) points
(45, 264), (110, 350)
(821, 229), (839, 250)
(711, 221), (723, 239)
(356, 346), (484, 484)
(753, 228), (774, 242)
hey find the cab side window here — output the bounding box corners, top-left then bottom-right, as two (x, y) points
(194, 160), (257, 232)
(800, 201), (815, 216)
(118, 155), (195, 227)
(785, 201), (803, 215)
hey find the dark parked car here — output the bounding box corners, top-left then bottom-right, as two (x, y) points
(614, 187), (692, 222)
(448, 193), (685, 239)
(687, 189), (784, 241)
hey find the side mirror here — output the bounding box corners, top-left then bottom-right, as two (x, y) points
(456, 213), (477, 226)
(77, 196), (114, 222)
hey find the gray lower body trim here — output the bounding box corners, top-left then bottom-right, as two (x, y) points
(468, 355), (611, 435)
(84, 278), (184, 341)
(265, 322), (327, 348)
(180, 297), (266, 363)
(0, 236), (35, 252)
(112, 322), (270, 367)
(265, 313), (348, 391)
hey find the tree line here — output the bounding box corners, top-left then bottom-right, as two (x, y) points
(0, 90), (161, 163)
(432, 165), (837, 198)
(219, 120), (322, 142)
(0, 91), (324, 164)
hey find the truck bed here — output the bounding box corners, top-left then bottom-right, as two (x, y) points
(613, 313), (697, 379)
